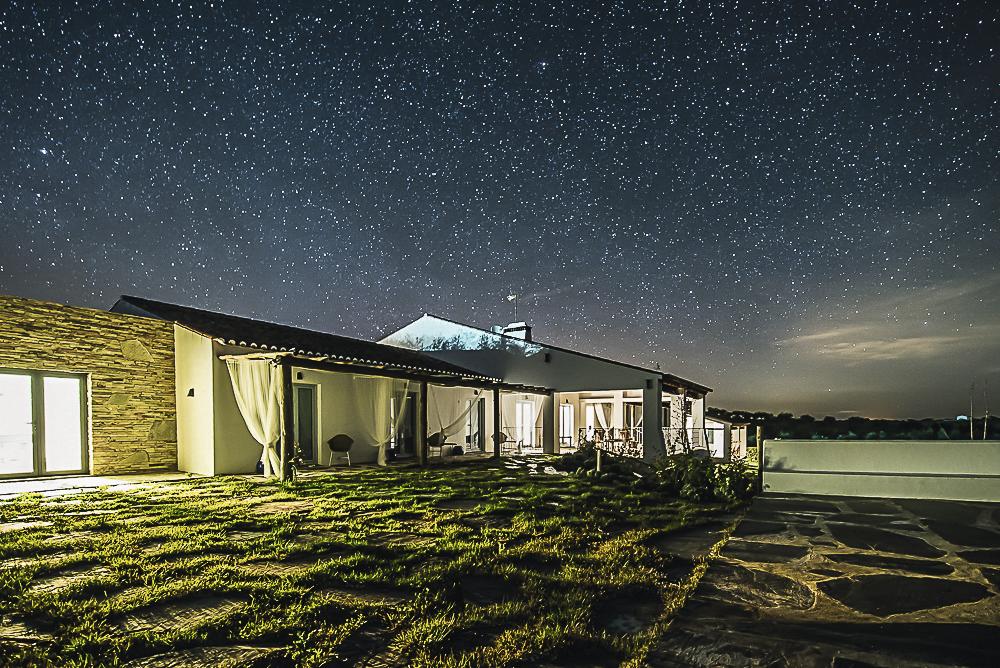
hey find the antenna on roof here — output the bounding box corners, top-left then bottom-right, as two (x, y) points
(506, 293), (518, 321)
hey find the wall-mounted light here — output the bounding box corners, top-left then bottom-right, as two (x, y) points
(187, 388), (195, 397)
(296, 372), (304, 380)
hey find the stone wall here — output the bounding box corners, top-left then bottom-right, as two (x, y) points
(0, 294), (177, 474)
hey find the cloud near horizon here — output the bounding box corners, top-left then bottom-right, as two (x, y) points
(776, 275), (1000, 365)
(777, 329), (994, 363)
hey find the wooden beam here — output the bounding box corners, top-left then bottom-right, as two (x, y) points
(278, 360), (293, 482)
(219, 353), (549, 394)
(223, 354), (499, 388)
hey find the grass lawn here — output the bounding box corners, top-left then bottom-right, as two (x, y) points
(0, 457), (740, 667)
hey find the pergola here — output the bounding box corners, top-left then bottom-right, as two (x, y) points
(220, 350), (550, 480)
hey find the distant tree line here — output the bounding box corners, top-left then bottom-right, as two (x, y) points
(707, 408), (999, 444)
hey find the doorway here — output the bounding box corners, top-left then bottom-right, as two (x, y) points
(584, 402), (612, 433)
(515, 399), (536, 447)
(292, 384), (317, 463)
(393, 391), (418, 458)
(466, 397), (486, 451)
(0, 369), (88, 478)
(559, 403), (574, 448)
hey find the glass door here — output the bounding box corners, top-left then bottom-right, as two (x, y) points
(465, 397), (486, 451)
(559, 403), (574, 447)
(515, 400), (536, 447)
(0, 372), (34, 476)
(43, 375), (85, 473)
(292, 385), (317, 462)
(0, 370), (87, 478)
(393, 392), (418, 458)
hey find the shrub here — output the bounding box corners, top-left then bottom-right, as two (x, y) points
(653, 454), (756, 503)
(551, 440), (654, 484)
(552, 444), (756, 504)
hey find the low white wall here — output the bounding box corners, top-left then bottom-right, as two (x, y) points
(762, 440), (1000, 501)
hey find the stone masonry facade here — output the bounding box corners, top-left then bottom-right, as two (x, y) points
(0, 294), (177, 475)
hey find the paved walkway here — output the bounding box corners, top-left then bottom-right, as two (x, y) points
(0, 472), (196, 499)
(652, 494), (1000, 667)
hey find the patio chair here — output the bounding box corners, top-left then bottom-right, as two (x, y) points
(427, 431), (451, 457)
(327, 434), (354, 466)
(499, 433), (520, 455)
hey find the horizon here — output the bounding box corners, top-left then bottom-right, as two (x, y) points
(2, 286), (993, 424)
(1, 2), (997, 419)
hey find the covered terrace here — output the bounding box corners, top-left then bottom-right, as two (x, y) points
(220, 350), (550, 481)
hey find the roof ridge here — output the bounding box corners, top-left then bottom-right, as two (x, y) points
(415, 313), (712, 393)
(118, 295), (356, 342)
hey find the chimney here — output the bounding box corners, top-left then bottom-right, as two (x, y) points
(502, 321), (532, 342)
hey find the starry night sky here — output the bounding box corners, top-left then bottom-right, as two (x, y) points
(1, 1), (997, 418)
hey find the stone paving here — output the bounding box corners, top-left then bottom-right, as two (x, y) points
(115, 595), (248, 634)
(122, 645), (276, 667)
(651, 494), (1000, 667)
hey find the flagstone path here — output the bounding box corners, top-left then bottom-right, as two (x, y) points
(123, 644), (276, 667)
(115, 595), (248, 634)
(651, 494), (1000, 667)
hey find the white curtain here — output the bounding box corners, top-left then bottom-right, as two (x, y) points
(352, 375), (410, 465)
(594, 402), (612, 429)
(628, 403), (643, 429)
(500, 393), (516, 437)
(226, 359), (282, 477)
(430, 386), (484, 438)
(530, 398), (545, 447)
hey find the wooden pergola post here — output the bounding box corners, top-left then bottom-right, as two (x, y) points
(492, 386), (502, 460)
(278, 358), (294, 482)
(418, 380), (429, 466)
(756, 425), (765, 490)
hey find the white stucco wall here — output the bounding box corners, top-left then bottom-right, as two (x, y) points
(763, 440), (1000, 501)
(173, 336), (267, 475)
(381, 315), (661, 392)
(704, 418), (728, 459)
(174, 325), (216, 476)
(211, 343), (265, 474)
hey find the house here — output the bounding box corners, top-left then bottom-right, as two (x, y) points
(379, 314), (728, 461)
(702, 416), (749, 460)
(0, 293), (738, 482)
